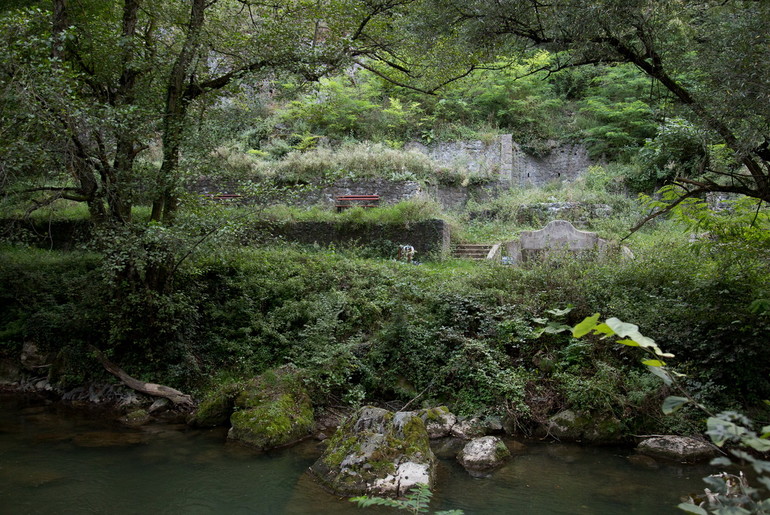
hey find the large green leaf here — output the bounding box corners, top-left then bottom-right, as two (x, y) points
(743, 436), (770, 453)
(572, 313), (600, 338)
(662, 396), (690, 414)
(605, 317), (674, 357)
(707, 417), (743, 447)
(591, 323), (616, 337)
(605, 317), (639, 337)
(647, 365), (673, 386)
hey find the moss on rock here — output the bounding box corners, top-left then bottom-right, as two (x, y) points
(416, 406), (457, 438)
(188, 382), (242, 427)
(543, 409), (623, 443)
(310, 406), (436, 497)
(227, 366), (314, 450)
(122, 408), (150, 426)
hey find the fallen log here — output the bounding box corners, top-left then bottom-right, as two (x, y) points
(91, 348), (194, 408)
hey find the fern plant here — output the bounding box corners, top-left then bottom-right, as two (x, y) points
(350, 483), (463, 515)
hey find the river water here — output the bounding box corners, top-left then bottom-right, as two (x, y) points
(0, 395), (715, 514)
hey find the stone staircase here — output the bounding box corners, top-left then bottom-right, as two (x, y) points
(452, 243), (500, 260)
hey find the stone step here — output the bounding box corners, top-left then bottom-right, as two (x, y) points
(452, 244), (496, 260)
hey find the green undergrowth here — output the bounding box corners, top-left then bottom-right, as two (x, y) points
(259, 198), (445, 225)
(0, 199), (153, 224)
(206, 140), (497, 188)
(2, 227), (768, 436)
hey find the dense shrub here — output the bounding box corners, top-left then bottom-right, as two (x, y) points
(2, 207), (767, 429)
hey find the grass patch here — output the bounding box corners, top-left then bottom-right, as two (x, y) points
(207, 141), (499, 187)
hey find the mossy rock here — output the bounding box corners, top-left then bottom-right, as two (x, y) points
(227, 367), (314, 450)
(544, 410), (623, 443)
(416, 406), (457, 438)
(188, 382), (241, 428)
(121, 409), (150, 427)
(310, 406), (435, 497)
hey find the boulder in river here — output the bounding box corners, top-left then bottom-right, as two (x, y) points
(227, 367), (314, 451)
(416, 406), (456, 438)
(121, 408), (151, 426)
(188, 382), (242, 428)
(310, 406), (436, 497)
(636, 436), (718, 462)
(450, 417), (489, 439)
(457, 436), (511, 471)
(543, 409), (622, 443)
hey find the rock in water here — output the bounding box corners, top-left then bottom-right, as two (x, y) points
(415, 406), (457, 438)
(227, 367), (314, 451)
(188, 382), (241, 428)
(543, 409), (622, 443)
(450, 417), (488, 439)
(310, 406), (436, 497)
(637, 436), (718, 462)
(457, 436), (511, 471)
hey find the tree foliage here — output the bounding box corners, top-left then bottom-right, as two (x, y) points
(421, 0), (770, 204)
(0, 0), (436, 223)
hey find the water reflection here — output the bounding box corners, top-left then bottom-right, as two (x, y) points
(0, 395), (713, 514)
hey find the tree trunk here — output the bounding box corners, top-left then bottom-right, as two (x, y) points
(93, 348), (194, 408)
(153, 0), (208, 224)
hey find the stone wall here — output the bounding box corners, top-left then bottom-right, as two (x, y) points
(0, 219), (93, 251)
(404, 138), (506, 179)
(294, 178), (423, 206)
(252, 219), (450, 257)
(2, 217), (451, 257)
(512, 142), (593, 187)
(191, 136), (594, 210)
(405, 135), (592, 187)
(291, 179), (504, 211)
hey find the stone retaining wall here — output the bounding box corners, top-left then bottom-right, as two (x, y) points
(406, 136), (592, 186)
(252, 219), (450, 257)
(0, 219), (93, 251)
(1, 218), (450, 257)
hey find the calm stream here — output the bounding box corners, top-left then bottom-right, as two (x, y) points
(0, 395), (715, 514)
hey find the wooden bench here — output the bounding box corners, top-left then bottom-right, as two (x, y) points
(335, 194), (380, 212)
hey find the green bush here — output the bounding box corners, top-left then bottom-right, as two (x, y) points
(2, 196), (767, 429)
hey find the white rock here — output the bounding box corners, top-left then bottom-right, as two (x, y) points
(373, 461), (432, 496)
(637, 436), (718, 462)
(457, 436), (511, 471)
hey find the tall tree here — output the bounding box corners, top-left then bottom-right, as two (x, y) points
(0, 0), (423, 223)
(424, 0), (770, 207)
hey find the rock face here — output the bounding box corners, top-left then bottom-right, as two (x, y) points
(227, 368), (314, 450)
(637, 436), (718, 462)
(457, 436), (511, 471)
(310, 406), (436, 497)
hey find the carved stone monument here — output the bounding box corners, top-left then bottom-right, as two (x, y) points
(506, 220), (616, 263)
